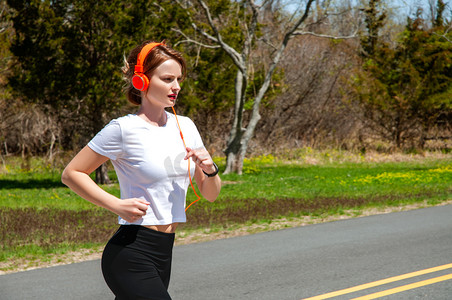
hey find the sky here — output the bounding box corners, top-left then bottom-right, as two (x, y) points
(394, 0), (436, 16)
(392, 0), (451, 23)
(281, 0), (450, 23)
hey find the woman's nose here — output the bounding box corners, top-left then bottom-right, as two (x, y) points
(172, 80), (181, 91)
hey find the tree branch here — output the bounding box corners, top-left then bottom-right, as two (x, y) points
(173, 0), (245, 71)
(243, 0), (260, 59)
(258, 37), (278, 51)
(293, 30), (359, 40)
(286, 0), (316, 39)
(433, 24), (452, 43)
(433, 32), (452, 43)
(196, 0), (245, 70)
(190, 22), (219, 43)
(242, 0), (316, 145)
(172, 28), (221, 49)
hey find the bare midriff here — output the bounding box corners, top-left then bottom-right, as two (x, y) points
(143, 223), (178, 233)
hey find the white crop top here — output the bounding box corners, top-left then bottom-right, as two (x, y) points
(87, 112), (204, 225)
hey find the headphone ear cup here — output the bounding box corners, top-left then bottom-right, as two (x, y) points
(132, 74), (150, 91)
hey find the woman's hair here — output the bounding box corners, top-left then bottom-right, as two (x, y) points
(122, 40), (187, 105)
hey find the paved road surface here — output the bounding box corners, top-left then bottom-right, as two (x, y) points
(1, 205), (451, 299)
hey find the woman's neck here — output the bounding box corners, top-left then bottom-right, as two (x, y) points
(136, 106), (167, 127)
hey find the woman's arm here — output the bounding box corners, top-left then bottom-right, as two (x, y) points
(185, 147), (221, 202)
(61, 146), (149, 222)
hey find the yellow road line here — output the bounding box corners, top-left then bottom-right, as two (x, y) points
(351, 273), (452, 299)
(303, 263), (452, 300)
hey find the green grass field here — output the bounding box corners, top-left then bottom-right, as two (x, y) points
(1, 151), (451, 272)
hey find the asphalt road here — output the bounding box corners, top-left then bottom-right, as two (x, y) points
(1, 205), (451, 300)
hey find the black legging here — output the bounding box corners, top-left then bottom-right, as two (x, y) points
(101, 225), (175, 300)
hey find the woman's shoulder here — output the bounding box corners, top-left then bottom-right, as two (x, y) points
(106, 114), (141, 127)
(114, 114), (138, 123)
(167, 111), (195, 126)
(95, 115), (140, 137)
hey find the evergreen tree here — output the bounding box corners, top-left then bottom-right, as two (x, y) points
(7, 0), (183, 182)
(360, 0), (387, 57)
(350, 1), (452, 149)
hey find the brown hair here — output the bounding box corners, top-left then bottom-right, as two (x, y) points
(122, 40), (187, 105)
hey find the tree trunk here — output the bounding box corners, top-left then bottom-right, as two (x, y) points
(224, 69), (247, 174)
(92, 101), (111, 184)
(225, 149), (246, 175)
(96, 163), (111, 184)
(418, 124), (426, 150)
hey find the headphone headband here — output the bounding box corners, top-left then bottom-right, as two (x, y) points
(132, 42), (164, 91)
(134, 42), (164, 73)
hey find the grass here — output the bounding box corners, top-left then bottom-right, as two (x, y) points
(184, 155), (451, 228)
(0, 150), (451, 272)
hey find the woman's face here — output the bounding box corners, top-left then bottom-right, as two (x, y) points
(144, 59), (182, 108)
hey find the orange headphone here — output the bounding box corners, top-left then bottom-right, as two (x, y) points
(132, 42), (164, 91)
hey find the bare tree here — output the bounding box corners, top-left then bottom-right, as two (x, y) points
(258, 34), (361, 151)
(176, 0), (317, 174)
(0, 0), (9, 34)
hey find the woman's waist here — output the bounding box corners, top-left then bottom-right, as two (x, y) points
(142, 223), (178, 233)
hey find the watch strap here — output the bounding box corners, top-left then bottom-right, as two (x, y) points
(203, 162), (219, 177)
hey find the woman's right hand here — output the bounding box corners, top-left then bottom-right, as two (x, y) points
(61, 146), (150, 223)
(113, 198), (150, 223)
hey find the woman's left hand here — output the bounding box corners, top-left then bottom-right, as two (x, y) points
(185, 147), (216, 175)
(185, 146), (221, 202)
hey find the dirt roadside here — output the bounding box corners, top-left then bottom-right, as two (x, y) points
(2, 199), (450, 275)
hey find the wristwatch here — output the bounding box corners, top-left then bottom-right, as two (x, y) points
(203, 162), (219, 177)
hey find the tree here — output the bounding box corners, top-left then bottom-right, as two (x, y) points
(6, 0), (186, 182)
(174, 0), (319, 174)
(412, 0), (452, 147)
(360, 0), (386, 57)
(349, 0), (452, 149)
(0, 0), (13, 158)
